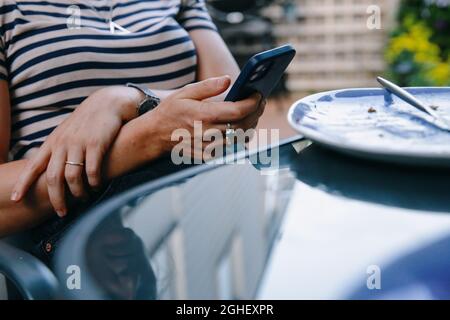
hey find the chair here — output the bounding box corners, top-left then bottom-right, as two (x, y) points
(0, 241), (59, 300)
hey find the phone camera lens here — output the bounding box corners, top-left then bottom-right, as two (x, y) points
(250, 73), (259, 81)
(256, 65), (265, 72)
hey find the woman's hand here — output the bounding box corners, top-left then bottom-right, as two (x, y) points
(11, 86), (142, 217)
(10, 76), (266, 218)
(143, 75), (266, 160)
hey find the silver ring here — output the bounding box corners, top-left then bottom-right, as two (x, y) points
(65, 161), (85, 167)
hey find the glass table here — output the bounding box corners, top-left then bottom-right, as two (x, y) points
(54, 137), (450, 300)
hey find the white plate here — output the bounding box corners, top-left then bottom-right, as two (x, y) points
(288, 87), (450, 166)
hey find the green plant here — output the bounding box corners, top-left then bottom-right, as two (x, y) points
(385, 0), (450, 86)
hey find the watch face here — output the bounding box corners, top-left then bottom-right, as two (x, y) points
(126, 83), (161, 116)
(138, 97), (160, 116)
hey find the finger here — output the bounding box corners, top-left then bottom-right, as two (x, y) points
(204, 123), (239, 133)
(236, 98), (267, 130)
(65, 147), (86, 199)
(11, 145), (51, 201)
(85, 146), (103, 189)
(209, 98), (267, 132)
(203, 93), (261, 123)
(175, 76), (231, 100)
(46, 150), (67, 217)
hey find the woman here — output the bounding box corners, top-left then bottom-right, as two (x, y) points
(0, 0), (265, 237)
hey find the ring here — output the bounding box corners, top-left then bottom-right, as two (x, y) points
(65, 161), (84, 167)
(225, 123), (236, 145)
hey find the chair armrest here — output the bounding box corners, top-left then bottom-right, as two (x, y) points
(0, 241), (59, 300)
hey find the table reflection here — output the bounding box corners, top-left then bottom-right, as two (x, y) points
(85, 161), (296, 299)
(86, 217), (156, 300)
(56, 139), (450, 300)
(259, 143), (450, 300)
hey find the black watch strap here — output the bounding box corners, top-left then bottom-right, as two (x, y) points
(126, 83), (161, 116)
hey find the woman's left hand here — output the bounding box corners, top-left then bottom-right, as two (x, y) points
(11, 86), (142, 217)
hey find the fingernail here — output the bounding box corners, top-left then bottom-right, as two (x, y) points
(56, 209), (66, 218)
(10, 191), (19, 201)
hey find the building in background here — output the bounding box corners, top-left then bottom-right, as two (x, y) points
(205, 1), (402, 139)
(264, 0), (400, 94)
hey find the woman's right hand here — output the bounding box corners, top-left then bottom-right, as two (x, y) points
(145, 75), (265, 160)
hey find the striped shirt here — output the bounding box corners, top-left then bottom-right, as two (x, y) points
(0, 0), (217, 160)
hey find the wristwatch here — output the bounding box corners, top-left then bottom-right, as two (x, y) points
(126, 83), (161, 116)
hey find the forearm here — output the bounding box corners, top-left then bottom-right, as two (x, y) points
(0, 160), (53, 236)
(103, 110), (164, 179)
(0, 114), (163, 237)
(190, 30), (240, 82)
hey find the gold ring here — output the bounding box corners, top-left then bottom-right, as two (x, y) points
(65, 161), (85, 167)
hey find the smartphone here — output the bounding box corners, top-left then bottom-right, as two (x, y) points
(225, 44), (296, 102)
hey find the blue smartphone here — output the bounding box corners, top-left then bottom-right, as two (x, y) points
(225, 44), (296, 102)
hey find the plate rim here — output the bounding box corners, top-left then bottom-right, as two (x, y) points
(287, 87), (450, 161)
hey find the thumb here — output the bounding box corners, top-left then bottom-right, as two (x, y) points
(176, 76), (231, 100)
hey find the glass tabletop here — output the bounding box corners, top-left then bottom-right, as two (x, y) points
(54, 138), (450, 300)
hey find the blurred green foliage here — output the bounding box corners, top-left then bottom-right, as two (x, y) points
(386, 0), (450, 86)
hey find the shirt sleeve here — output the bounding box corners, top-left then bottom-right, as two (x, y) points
(177, 0), (218, 32)
(0, 38), (7, 81)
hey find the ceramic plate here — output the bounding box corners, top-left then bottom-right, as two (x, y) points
(288, 87), (450, 166)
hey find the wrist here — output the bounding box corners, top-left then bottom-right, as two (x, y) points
(133, 109), (166, 160)
(106, 86), (143, 122)
(104, 111), (165, 179)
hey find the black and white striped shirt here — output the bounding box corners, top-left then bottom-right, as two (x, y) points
(0, 0), (217, 159)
